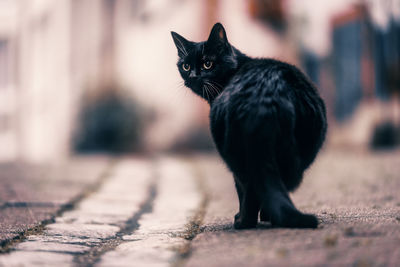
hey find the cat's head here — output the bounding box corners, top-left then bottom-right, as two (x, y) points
(171, 23), (239, 102)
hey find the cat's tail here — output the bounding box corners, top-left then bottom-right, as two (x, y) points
(241, 104), (318, 229)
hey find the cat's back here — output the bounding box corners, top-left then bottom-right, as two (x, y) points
(210, 57), (327, 172)
(212, 58), (303, 117)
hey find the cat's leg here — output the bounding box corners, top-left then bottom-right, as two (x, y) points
(259, 207), (270, 222)
(233, 177), (243, 221)
(257, 168), (318, 228)
(233, 177), (259, 229)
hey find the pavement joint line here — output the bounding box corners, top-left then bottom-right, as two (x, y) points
(13, 249), (86, 256)
(0, 202), (60, 209)
(0, 158), (118, 254)
(72, 158), (159, 267)
(171, 157), (210, 267)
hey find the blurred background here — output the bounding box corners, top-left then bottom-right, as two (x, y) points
(0, 0), (399, 163)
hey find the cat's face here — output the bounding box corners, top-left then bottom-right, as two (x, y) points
(171, 23), (238, 102)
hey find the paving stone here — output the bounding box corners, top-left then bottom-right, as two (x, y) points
(26, 234), (102, 246)
(55, 211), (129, 226)
(0, 156), (111, 244)
(99, 157), (202, 267)
(44, 223), (119, 240)
(15, 240), (90, 254)
(0, 251), (73, 267)
(0, 158), (153, 266)
(0, 206), (58, 235)
(98, 237), (181, 267)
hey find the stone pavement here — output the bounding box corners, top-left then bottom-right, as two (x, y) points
(0, 149), (399, 266)
(0, 156), (111, 250)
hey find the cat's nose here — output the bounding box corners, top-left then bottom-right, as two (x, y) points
(189, 71), (196, 78)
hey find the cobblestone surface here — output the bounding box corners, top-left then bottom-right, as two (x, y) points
(186, 149), (400, 267)
(0, 157), (111, 248)
(0, 150), (399, 266)
(99, 157), (203, 267)
(0, 158), (154, 266)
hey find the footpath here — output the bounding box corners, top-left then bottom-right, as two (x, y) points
(0, 150), (399, 266)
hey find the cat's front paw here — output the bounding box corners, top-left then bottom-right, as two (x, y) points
(233, 216), (257, 229)
(260, 208), (271, 222)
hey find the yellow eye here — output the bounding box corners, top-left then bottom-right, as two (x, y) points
(182, 63), (190, 71)
(203, 61), (213, 70)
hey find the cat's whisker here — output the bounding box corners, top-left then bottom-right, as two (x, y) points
(204, 82), (215, 98)
(204, 84), (211, 101)
(207, 84), (217, 97)
(205, 81), (220, 97)
(212, 82), (223, 90)
(208, 85), (215, 99)
(210, 83), (220, 95)
(210, 81), (223, 90)
(167, 81), (190, 105)
(207, 85), (215, 99)
(174, 82), (187, 94)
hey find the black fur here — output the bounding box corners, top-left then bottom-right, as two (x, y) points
(171, 23), (327, 229)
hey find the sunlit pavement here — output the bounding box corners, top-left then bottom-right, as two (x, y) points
(0, 149), (400, 266)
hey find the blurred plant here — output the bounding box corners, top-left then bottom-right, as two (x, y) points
(370, 121), (400, 150)
(73, 84), (146, 154)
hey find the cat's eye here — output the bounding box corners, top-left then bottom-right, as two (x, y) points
(203, 61), (213, 70)
(182, 63), (190, 71)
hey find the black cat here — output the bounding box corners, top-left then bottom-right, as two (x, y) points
(171, 23), (327, 229)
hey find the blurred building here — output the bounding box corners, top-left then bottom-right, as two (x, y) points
(288, 0), (400, 147)
(0, 0), (113, 162)
(0, 0), (18, 161)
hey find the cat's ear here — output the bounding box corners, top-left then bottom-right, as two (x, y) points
(171, 31), (191, 58)
(207, 23), (228, 46)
